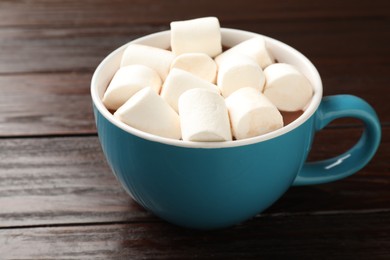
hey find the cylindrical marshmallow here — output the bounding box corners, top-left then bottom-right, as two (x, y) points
(215, 36), (274, 69)
(217, 54), (265, 98)
(170, 17), (222, 58)
(120, 44), (175, 81)
(263, 63), (313, 111)
(102, 65), (161, 111)
(114, 87), (181, 140)
(161, 68), (220, 113)
(170, 53), (217, 83)
(178, 88), (232, 142)
(225, 87), (283, 140)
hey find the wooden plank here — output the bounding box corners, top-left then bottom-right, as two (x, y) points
(0, 73), (96, 136)
(0, 18), (388, 74)
(0, 0), (388, 28)
(0, 25), (164, 74)
(0, 127), (388, 227)
(1, 212), (390, 259)
(0, 136), (154, 228)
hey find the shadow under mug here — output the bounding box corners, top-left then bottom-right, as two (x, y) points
(91, 29), (381, 229)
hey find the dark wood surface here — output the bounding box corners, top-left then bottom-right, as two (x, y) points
(0, 1), (389, 258)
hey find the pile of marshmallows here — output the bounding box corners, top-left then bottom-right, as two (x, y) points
(102, 17), (313, 142)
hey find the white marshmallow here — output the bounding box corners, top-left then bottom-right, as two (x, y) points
(170, 17), (222, 58)
(263, 63), (313, 112)
(114, 87), (181, 140)
(217, 54), (265, 98)
(161, 68), (220, 113)
(215, 36), (274, 69)
(178, 88), (232, 142)
(120, 44), (175, 81)
(102, 65), (161, 111)
(170, 53), (217, 83)
(225, 87), (283, 140)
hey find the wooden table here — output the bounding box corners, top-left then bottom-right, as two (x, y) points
(0, 1), (389, 258)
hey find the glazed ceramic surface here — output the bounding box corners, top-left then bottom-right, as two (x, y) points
(91, 29), (381, 229)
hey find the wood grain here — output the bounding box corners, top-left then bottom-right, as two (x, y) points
(1, 212), (389, 259)
(0, 73), (96, 136)
(0, 0), (388, 28)
(0, 136), (153, 228)
(0, 0), (388, 258)
(0, 127), (387, 227)
(0, 25), (164, 74)
(1, 18), (388, 74)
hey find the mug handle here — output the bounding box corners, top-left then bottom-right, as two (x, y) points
(293, 95), (381, 186)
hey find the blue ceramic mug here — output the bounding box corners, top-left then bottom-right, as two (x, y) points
(91, 29), (381, 229)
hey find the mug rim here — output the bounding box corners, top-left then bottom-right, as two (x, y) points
(91, 28), (323, 149)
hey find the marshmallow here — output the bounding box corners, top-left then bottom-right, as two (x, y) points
(102, 65), (161, 111)
(225, 87), (283, 140)
(114, 87), (181, 140)
(178, 88), (232, 142)
(263, 63), (313, 111)
(161, 68), (220, 113)
(217, 54), (265, 98)
(120, 44), (175, 81)
(170, 53), (217, 83)
(170, 17), (222, 58)
(215, 36), (274, 69)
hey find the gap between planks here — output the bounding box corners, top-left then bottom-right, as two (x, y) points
(0, 69), (95, 76)
(1, 207), (389, 231)
(0, 132), (98, 140)
(0, 14), (387, 30)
